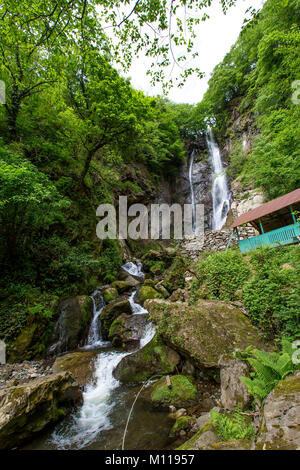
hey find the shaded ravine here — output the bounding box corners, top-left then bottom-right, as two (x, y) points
(25, 264), (174, 450)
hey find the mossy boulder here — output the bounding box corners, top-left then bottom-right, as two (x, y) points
(169, 415), (196, 437)
(7, 295), (60, 362)
(100, 299), (132, 340)
(108, 313), (147, 350)
(52, 351), (98, 386)
(138, 286), (163, 305)
(0, 372), (81, 450)
(48, 296), (93, 355)
(255, 371), (300, 450)
(145, 299), (269, 370)
(102, 287), (119, 303)
(176, 422), (219, 450)
(111, 276), (140, 293)
(151, 375), (197, 409)
(113, 334), (180, 384)
(161, 257), (187, 293)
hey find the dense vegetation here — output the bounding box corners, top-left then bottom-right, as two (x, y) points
(193, 0), (300, 200)
(0, 0), (299, 359)
(191, 245), (300, 341)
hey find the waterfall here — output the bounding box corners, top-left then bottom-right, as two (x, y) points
(122, 261), (144, 280)
(83, 290), (110, 349)
(50, 262), (155, 449)
(206, 128), (231, 230)
(188, 150), (196, 233)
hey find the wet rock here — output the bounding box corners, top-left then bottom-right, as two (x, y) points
(108, 313), (148, 350)
(219, 355), (251, 410)
(52, 351), (98, 387)
(0, 372), (81, 449)
(137, 286), (163, 305)
(255, 371), (300, 450)
(177, 422), (220, 450)
(145, 299), (269, 370)
(100, 299), (132, 340)
(150, 375), (198, 409)
(111, 276), (140, 293)
(169, 416), (196, 437)
(102, 287), (119, 303)
(169, 408), (187, 419)
(210, 439), (252, 450)
(49, 296), (93, 355)
(113, 335), (180, 384)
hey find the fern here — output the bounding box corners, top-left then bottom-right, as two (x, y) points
(210, 406), (254, 441)
(240, 340), (300, 403)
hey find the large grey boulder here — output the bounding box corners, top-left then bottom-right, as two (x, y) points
(48, 296), (93, 355)
(219, 355), (251, 410)
(255, 371), (300, 450)
(113, 335), (180, 384)
(145, 299), (269, 370)
(0, 372), (81, 449)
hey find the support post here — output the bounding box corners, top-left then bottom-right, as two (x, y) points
(259, 219), (264, 234)
(226, 230), (234, 251)
(290, 205), (297, 224)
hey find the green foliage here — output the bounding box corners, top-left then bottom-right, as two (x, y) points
(195, 250), (251, 301)
(240, 340), (300, 403)
(210, 406), (254, 441)
(195, 0), (300, 199)
(242, 246), (300, 339)
(0, 145), (69, 263)
(98, 239), (123, 283)
(193, 246), (300, 340)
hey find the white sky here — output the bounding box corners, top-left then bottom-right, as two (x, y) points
(125, 0), (264, 104)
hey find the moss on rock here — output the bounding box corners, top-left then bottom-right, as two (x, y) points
(102, 287), (119, 303)
(145, 298), (269, 370)
(100, 299), (132, 339)
(151, 375), (197, 408)
(138, 286), (163, 305)
(113, 334), (180, 383)
(169, 415), (196, 437)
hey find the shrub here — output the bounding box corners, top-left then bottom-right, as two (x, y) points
(210, 406), (254, 441)
(195, 249), (250, 301)
(240, 339), (300, 403)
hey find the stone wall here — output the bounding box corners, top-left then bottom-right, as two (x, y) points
(180, 225), (256, 259)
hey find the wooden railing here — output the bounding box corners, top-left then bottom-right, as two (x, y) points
(239, 222), (300, 253)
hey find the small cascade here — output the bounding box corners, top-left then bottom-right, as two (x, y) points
(188, 150), (196, 233)
(128, 290), (148, 315)
(83, 290), (109, 349)
(122, 261), (144, 280)
(206, 128), (231, 230)
(48, 307), (67, 355)
(50, 262), (156, 449)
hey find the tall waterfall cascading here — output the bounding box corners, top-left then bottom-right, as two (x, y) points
(188, 150), (196, 233)
(50, 262), (155, 450)
(206, 128), (231, 230)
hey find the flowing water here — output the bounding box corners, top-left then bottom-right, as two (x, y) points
(83, 290), (110, 349)
(206, 128), (231, 230)
(25, 263), (172, 450)
(188, 150), (196, 233)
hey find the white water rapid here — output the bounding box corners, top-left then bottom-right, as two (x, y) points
(50, 262), (155, 449)
(206, 128), (231, 230)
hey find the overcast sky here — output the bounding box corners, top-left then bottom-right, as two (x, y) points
(125, 0), (264, 104)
